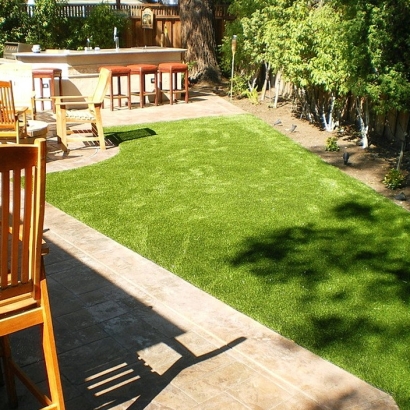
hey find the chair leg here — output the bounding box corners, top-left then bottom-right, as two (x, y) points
(40, 279), (65, 410)
(0, 336), (18, 409)
(94, 107), (106, 150)
(56, 106), (68, 152)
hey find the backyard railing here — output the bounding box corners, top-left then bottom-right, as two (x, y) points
(24, 3), (232, 19)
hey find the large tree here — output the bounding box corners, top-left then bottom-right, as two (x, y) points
(180, 0), (221, 82)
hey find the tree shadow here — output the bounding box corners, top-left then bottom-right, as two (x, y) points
(230, 199), (410, 401)
(0, 238), (245, 410)
(105, 127), (157, 146)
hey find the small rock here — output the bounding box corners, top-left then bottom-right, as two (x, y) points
(394, 192), (407, 201)
(343, 152), (350, 165)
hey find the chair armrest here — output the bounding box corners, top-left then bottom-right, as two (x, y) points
(52, 95), (91, 105)
(15, 106), (28, 115)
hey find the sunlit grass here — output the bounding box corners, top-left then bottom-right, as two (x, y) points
(46, 115), (410, 408)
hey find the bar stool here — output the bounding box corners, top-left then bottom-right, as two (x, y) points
(127, 64), (158, 108)
(158, 62), (189, 105)
(98, 65), (131, 111)
(32, 68), (63, 113)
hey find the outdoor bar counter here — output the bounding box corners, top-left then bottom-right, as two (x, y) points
(15, 47), (186, 96)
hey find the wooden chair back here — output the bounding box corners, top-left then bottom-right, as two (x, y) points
(0, 138), (45, 306)
(91, 67), (112, 104)
(0, 80), (28, 144)
(0, 80), (17, 130)
(0, 63), (35, 119)
(0, 139), (65, 409)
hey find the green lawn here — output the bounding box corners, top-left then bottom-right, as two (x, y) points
(46, 114), (410, 408)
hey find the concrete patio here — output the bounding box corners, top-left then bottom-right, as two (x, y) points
(0, 90), (399, 409)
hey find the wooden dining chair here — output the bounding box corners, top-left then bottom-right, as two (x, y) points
(0, 139), (65, 409)
(0, 80), (29, 144)
(0, 63), (36, 120)
(53, 67), (111, 152)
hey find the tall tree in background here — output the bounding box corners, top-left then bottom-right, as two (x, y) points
(180, 0), (221, 82)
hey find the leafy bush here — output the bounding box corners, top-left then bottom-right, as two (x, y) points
(0, 0), (30, 55)
(383, 169), (407, 190)
(0, 0), (128, 52)
(24, 0), (69, 50)
(325, 136), (340, 152)
(229, 74), (248, 99)
(79, 3), (128, 50)
(244, 85), (259, 105)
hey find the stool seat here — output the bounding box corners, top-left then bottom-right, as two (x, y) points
(99, 66), (131, 110)
(128, 64), (158, 73)
(127, 64), (158, 108)
(158, 63), (188, 72)
(99, 65), (131, 75)
(32, 67), (63, 113)
(32, 68), (62, 76)
(158, 62), (189, 105)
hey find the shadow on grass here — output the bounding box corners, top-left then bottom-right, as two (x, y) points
(230, 200), (410, 406)
(105, 127), (157, 146)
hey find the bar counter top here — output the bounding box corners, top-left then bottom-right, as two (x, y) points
(15, 46), (186, 59)
(15, 47), (187, 74)
(14, 47), (187, 97)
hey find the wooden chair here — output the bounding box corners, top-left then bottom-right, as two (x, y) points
(53, 67), (111, 152)
(0, 80), (29, 144)
(0, 63), (36, 120)
(0, 139), (65, 409)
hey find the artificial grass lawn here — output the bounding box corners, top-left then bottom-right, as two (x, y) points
(46, 115), (410, 408)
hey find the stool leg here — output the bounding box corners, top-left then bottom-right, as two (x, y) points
(117, 75), (122, 108)
(154, 72), (158, 106)
(127, 73), (131, 110)
(50, 76), (56, 113)
(38, 79), (45, 111)
(139, 72), (144, 108)
(169, 71), (174, 106)
(159, 71), (163, 104)
(184, 70), (189, 103)
(110, 76), (114, 111)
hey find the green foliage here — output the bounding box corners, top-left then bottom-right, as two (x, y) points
(325, 136), (340, 152)
(229, 74), (248, 99)
(0, 0), (30, 55)
(0, 0), (128, 52)
(383, 168), (406, 190)
(222, 0), (410, 127)
(24, 0), (69, 49)
(79, 3), (128, 49)
(244, 85), (259, 104)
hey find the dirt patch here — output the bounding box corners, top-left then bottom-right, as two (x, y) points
(195, 82), (410, 212)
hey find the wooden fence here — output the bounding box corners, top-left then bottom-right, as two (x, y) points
(25, 3), (234, 48)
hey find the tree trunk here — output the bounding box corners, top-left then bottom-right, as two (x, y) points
(180, 0), (221, 83)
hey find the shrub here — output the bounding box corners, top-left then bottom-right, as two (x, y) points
(325, 136), (340, 152)
(383, 169), (407, 190)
